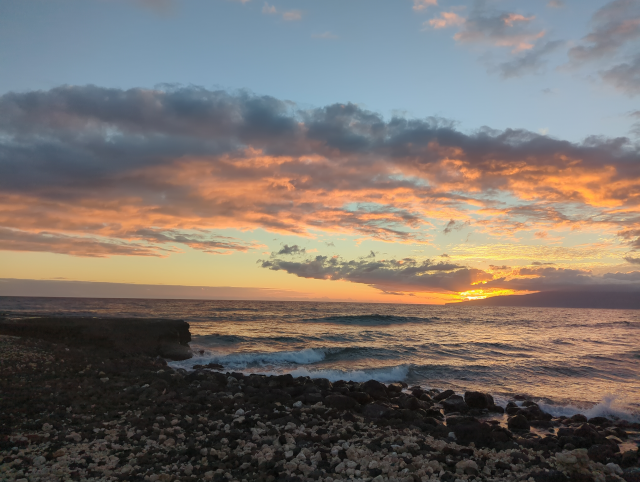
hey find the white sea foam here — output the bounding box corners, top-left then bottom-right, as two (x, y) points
(537, 395), (639, 422)
(169, 347), (327, 370)
(270, 365), (411, 383)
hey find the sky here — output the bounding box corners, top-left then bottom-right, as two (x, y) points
(0, 0), (639, 303)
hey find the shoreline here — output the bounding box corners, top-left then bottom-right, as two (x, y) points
(1, 327), (639, 482)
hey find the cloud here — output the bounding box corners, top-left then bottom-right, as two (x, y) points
(547, 0), (564, 8)
(282, 10), (302, 21)
(274, 244), (306, 256)
(601, 54), (640, 96)
(497, 40), (564, 78)
(443, 219), (471, 234)
(0, 227), (170, 258)
(427, 11), (464, 29)
(1, 85), (640, 259)
(568, 0), (640, 65)
(484, 266), (640, 292)
(625, 257), (640, 264)
(261, 255), (491, 293)
(261, 253), (640, 295)
(262, 2), (276, 14)
(413, 0), (437, 12)
(451, 10), (545, 53)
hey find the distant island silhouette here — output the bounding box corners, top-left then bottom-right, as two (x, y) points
(449, 290), (640, 309)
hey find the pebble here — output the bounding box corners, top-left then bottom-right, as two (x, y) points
(1, 334), (639, 482)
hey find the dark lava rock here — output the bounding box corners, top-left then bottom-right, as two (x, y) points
(362, 380), (388, 400)
(508, 415), (530, 431)
(423, 408), (445, 420)
(588, 444), (617, 463)
(324, 394), (358, 410)
(530, 470), (569, 482)
(450, 419), (493, 447)
(347, 391), (373, 405)
(441, 395), (469, 413)
(0, 317), (192, 360)
(434, 389), (455, 402)
(387, 383), (404, 393)
(622, 468), (640, 482)
(464, 391), (493, 409)
(571, 414), (588, 423)
(361, 404), (392, 419)
(399, 395), (422, 411)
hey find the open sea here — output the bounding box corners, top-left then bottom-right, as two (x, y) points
(1, 297), (639, 421)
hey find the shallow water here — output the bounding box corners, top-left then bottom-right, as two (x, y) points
(1, 297), (639, 420)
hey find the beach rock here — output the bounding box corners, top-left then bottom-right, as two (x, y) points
(531, 470), (569, 482)
(450, 419), (494, 447)
(424, 408), (445, 420)
(347, 391), (372, 405)
(508, 414), (530, 431)
(441, 395), (469, 413)
(464, 391), (493, 409)
(434, 389), (455, 401)
(324, 394), (358, 410)
(387, 383), (404, 393)
(0, 316), (193, 360)
(362, 380), (388, 400)
(362, 403), (391, 419)
(588, 444), (617, 463)
(622, 468), (640, 482)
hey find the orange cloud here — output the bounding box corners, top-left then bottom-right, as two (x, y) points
(1, 85), (639, 261)
(428, 12), (465, 29)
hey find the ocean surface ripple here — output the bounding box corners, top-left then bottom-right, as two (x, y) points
(1, 297), (638, 420)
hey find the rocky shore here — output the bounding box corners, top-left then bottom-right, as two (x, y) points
(1, 330), (639, 482)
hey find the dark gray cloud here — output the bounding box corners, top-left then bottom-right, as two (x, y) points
(260, 255), (490, 293)
(624, 256), (640, 264)
(498, 40), (564, 78)
(617, 228), (640, 249)
(601, 55), (640, 96)
(1, 85), (640, 257)
(260, 255), (640, 294)
(604, 270), (640, 279)
(443, 219), (471, 234)
(131, 229), (259, 254)
(568, 0), (640, 64)
(453, 8), (544, 52)
(275, 244), (306, 256)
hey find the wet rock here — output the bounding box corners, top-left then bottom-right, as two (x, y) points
(464, 391), (493, 409)
(508, 414), (530, 431)
(362, 380), (388, 400)
(387, 382), (404, 393)
(0, 317), (192, 360)
(441, 395), (469, 413)
(434, 389), (455, 401)
(450, 419), (494, 447)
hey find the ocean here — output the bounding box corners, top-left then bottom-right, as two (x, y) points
(1, 296), (639, 421)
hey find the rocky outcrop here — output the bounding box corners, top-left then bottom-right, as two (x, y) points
(0, 316), (192, 360)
